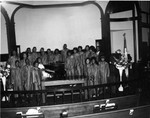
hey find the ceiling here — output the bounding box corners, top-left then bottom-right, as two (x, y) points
(4, 0), (89, 6)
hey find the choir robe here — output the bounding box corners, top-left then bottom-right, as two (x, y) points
(84, 64), (91, 86)
(78, 52), (84, 77)
(8, 56), (19, 68)
(99, 61), (110, 84)
(53, 54), (61, 63)
(88, 64), (101, 85)
(87, 64), (100, 97)
(31, 52), (38, 65)
(83, 51), (90, 76)
(20, 59), (26, 67)
(89, 52), (98, 61)
(65, 56), (75, 79)
(32, 67), (42, 90)
(84, 63), (91, 99)
(61, 49), (68, 63)
(40, 54), (47, 65)
(27, 53), (32, 65)
(73, 53), (81, 78)
(84, 51), (91, 59)
(47, 53), (54, 64)
(21, 65), (33, 90)
(11, 67), (22, 91)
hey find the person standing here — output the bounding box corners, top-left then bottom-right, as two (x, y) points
(8, 50), (20, 69)
(20, 52), (27, 67)
(73, 48), (81, 79)
(11, 60), (22, 91)
(99, 56), (110, 84)
(78, 46), (84, 78)
(31, 47), (38, 65)
(65, 50), (75, 79)
(21, 58), (33, 91)
(47, 48), (54, 64)
(40, 48), (47, 65)
(61, 44), (69, 63)
(32, 61), (42, 90)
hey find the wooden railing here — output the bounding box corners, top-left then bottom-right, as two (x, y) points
(1, 78), (148, 108)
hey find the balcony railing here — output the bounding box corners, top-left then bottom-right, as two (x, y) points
(1, 78), (148, 108)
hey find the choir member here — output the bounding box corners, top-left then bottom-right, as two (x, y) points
(88, 57), (100, 97)
(26, 47), (32, 64)
(99, 56), (110, 84)
(78, 46), (84, 78)
(89, 46), (98, 60)
(32, 61), (42, 90)
(11, 60), (22, 91)
(73, 47), (81, 79)
(84, 58), (91, 99)
(65, 50), (75, 80)
(31, 47), (39, 65)
(61, 44), (69, 63)
(21, 58), (33, 91)
(47, 48), (54, 64)
(53, 49), (62, 63)
(8, 50), (20, 69)
(88, 57), (100, 86)
(37, 57), (50, 81)
(84, 58), (91, 86)
(84, 45), (90, 59)
(83, 45), (91, 76)
(20, 52), (27, 67)
(40, 47), (47, 65)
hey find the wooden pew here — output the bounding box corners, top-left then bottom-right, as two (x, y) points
(70, 105), (150, 118)
(1, 94), (140, 118)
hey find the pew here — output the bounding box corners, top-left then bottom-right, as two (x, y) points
(70, 105), (150, 118)
(1, 94), (140, 118)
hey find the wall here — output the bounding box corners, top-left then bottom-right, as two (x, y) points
(0, 13), (8, 54)
(14, 4), (102, 52)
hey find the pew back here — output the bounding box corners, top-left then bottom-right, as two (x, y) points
(1, 94), (140, 118)
(70, 105), (150, 118)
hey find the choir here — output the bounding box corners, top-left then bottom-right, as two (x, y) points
(7, 44), (110, 91)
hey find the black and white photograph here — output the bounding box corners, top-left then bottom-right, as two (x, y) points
(0, 0), (150, 118)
